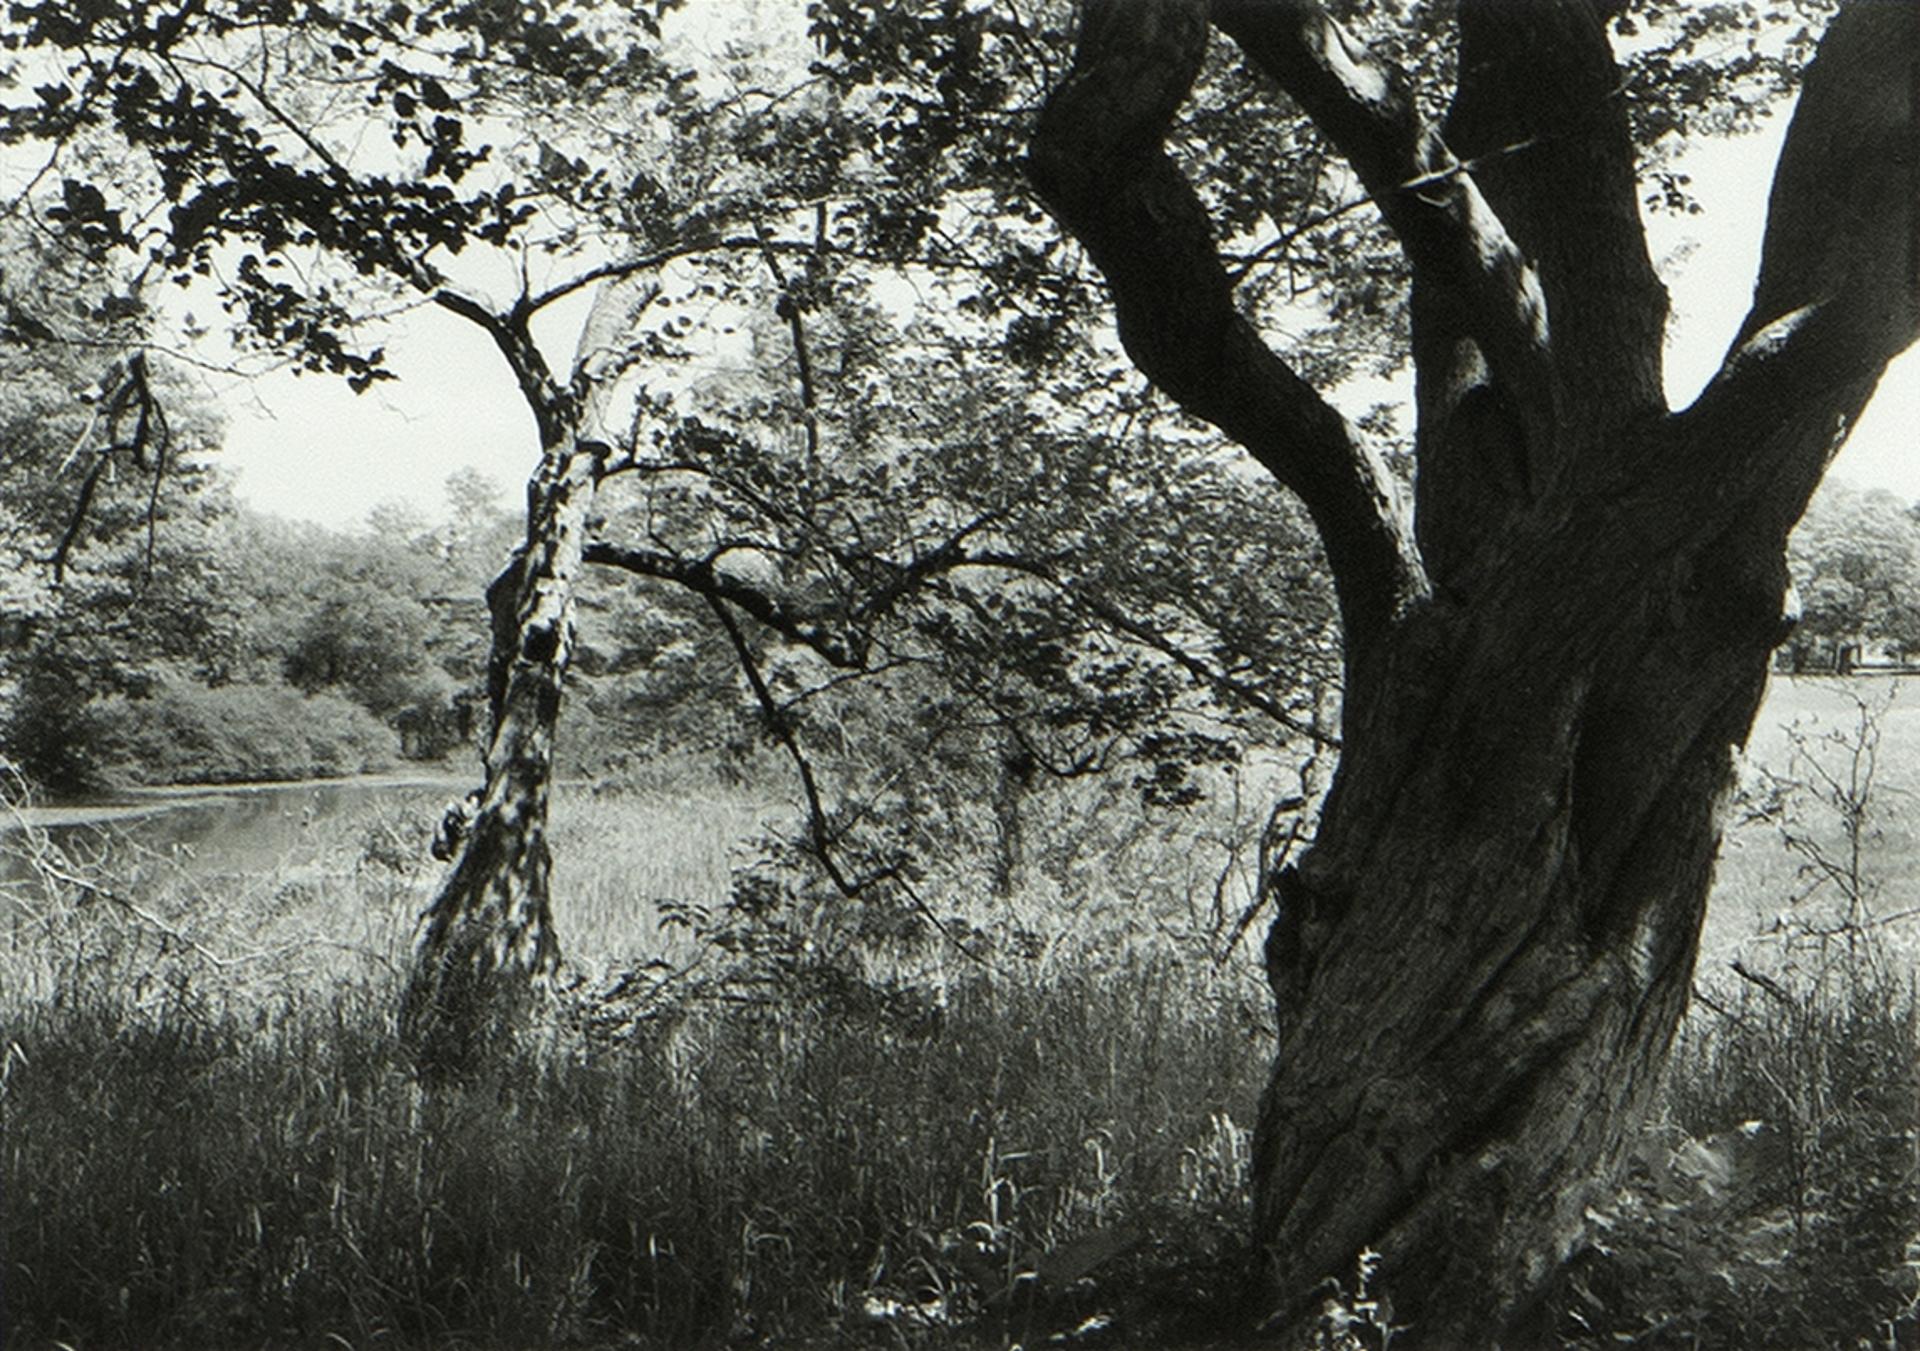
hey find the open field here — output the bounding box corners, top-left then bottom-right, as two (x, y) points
(1706, 674), (1920, 978)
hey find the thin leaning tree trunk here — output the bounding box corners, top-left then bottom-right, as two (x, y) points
(400, 275), (656, 1073)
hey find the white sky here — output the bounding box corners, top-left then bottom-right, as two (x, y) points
(207, 79), (1917, 529)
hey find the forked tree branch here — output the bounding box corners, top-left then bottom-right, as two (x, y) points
(704, 592), (989, 964)
(1027, 0), (1425, 662)
(1213, 0), (1556, 432)
(431, 286), (571, 446)
(1669, 0), (1919, 534)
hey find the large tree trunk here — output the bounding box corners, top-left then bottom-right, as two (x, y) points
(1255, 502), (1791, 1343)
(400, 276), (656, 1072)
(1029, 1), (1919, 1342)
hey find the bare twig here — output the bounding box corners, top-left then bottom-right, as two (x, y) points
(1729, 959), (1795, 1007)
(704, 593), (986, 964)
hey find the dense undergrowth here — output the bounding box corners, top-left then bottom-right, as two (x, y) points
(3, 947), (1263, 1348)
(4, 775), (1918, 1350)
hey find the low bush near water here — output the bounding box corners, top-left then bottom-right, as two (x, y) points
(71, 678), (400, 790)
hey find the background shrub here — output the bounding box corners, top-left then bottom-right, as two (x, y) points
(77, 678), (399, 787)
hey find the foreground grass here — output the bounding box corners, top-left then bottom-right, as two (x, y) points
(5, 719), (1919, 1350)
(2, 958), (1266, 1350)
(1557, 970), (1920, 1350)
(7, 952), (1916, 1350)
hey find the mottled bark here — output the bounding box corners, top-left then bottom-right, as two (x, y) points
(1030, 0), (1919, 1343)
(400, 275), (656, 1072)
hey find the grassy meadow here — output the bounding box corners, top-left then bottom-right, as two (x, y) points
(3, 679), (1918, 1349)
(1706, 675), (1920, 977)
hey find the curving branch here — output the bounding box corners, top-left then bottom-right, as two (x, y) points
(1670, 0), (1919, 533)
(430, 286), (572, 446)
(703, 593), (990, 964)
(1213, 0), (1556, 430)
(1026, 0), (1426, 665)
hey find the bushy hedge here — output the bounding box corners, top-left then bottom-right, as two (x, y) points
(74, 678), (399, 787)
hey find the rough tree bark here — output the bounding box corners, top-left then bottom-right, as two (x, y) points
(1029, 1), (1918, 1344)
(399, 274), (657, 1072)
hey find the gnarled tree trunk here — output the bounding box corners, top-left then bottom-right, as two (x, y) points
(1029, 0), (1918, 1342)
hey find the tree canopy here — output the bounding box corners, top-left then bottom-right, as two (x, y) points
(1784, 479), (1920, 671)
(1, 0), (1349, 1011)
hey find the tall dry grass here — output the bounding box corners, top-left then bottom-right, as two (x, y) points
(2, 955), (1267, 1348)
(0, 775), (1271, 1350)
(6, 727), (1919, 1351)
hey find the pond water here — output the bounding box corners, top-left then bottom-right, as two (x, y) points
(1, 774), (471, 883)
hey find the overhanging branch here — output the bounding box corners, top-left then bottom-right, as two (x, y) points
(584, 540), (865, 667)
(586, 532), (1335, 749)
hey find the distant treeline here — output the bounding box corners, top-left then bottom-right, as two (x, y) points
(1777, 478), (1920, 674)
(3, 452), (518, 792)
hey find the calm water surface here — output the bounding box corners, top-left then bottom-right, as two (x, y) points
(2, 775), (470, 880)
